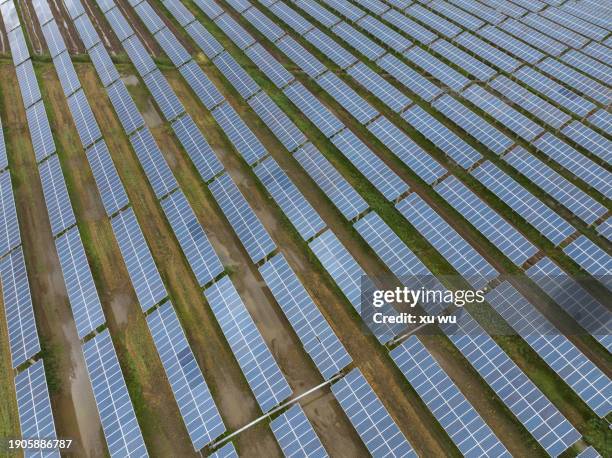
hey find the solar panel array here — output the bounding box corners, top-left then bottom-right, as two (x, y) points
(270, 404), (328, 458)
(563, 236), (612, 292)
(86, 140), (129, 217)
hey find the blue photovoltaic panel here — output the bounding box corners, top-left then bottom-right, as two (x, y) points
(185, 21), (223, 59)
(53, 51), (81, 97)
(82, 330), (148, 458)
(367, 117), (446, 185)
(89, 43), (121, 87)
(402, 105), (481, 169)
(271, 404), (327, 458)
(304, 28), (357, 69)
(163, 0), (196, 26)
(331, 128), (409, 201)
(527, 257), (612, 353)
(353, 0), (389, 16)
(581, 42), (612, 67)
(208, 442), (238, 458)
(243, 7), (286, 42)
(486, 282), (612, 417)
(129, 128), (178, 198)
(332, 369), (416, 457)
(406, 4), (462, 38)
(39, 155), (76, 236)
(154, 27), (191, 67)
(26, 100), (56, 162)
(225, 0), (253, 14)
(259, 253), (351, 380)
(382, 10), (436, 44)
(478, 25), (544, 64)
(319, 0), (366, 22)
(0, 119), (6, 171)
(503, 147), (606, 226)
(204, 276), (292, 412)
(541, 7), (608, 42)
(215, 13), (255, 50)
(330, 22), (386, 62)
(577, 446), (601, 458)
(434, 176), (537, 266)
(41, 21), (67, 58)
(357, 15), (411, 52)
(377, 54), (443, 102)
(564, 236), (612, 292)
(441, 310), (581, 456)
(247, 91), (306, 153)
(213, 51), (260, 100)
(15, 59), (41, 109)
(471, 161), (575, 246)
(0, 171), (20, 256)
(56, 227), (105, 338)
(212, 102), (268, 166)
(143, 70), (185, 121)
(106, 79), (145, 135)
(277, 36), (327, 79)
(294, 143), (368, 221)
(1, 247), (40, 368)
(499, 19), (567, 56)
(561, 121), (612, 165)
(316, 72), (378, 125)
(454, 32), (520, 73)
(161, 190), (224, 287)
(97, 0), (117, 14)
(396, 193), (498, 289)
(269, 1), (314, 35)
(283, 82), (344, 138)
(254, 157), (326, 241)
(597, 217), (612, 243)
(444, 0), (504, 24)
(429, 1), (484, 31)
(245, 44), (294, 89)
(74, 15), (100, 50)
(171, 114), (224, 182)
(14, 361), (59, 457)
(123, 35), (157, 77)
(296, 1), (340, 28)
(346, 62), (412, 113)
(179, 61), (225, 110)
(86, 140), (129, 216)
(147, 301), (226, 450)
(111, 208), (167, 311)
(587, 110), (612, 136)
(391, 336), (510, 457)
(67, 89), (102, 149)
(430, 39), (496, 81)
(520, 12), (587, 48)
(64, 0), (85, 18)
(192, 0), (224, 19)
(134, 1), (165, 34)
(8, 28), (29, 67)
(403, 46), (470, 92)
(209, 172), (276, 263)
(105, 6), (134, 42)
(2, 0), (21, 32)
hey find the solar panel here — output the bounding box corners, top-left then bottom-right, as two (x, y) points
(260, 253), (351, 380)
(486, 282), (612, 417)
(489, 76), (571, 130)
(122, 35), (157, 77)
(471, 161), (575, 245)
(503, 147), (606, 226)
(106, 79), (145, 135)
(564, 236), (612, 292)
(577, 446), (602, 458)
(82, 330), (148, 457)
(405, 4), (461, 38)
(296, 0), (341, 28)
(209, 172), (276, 263)
(587, 110), (612, 136)
(353, 0), (389, 15)
(245, 44), (294, 89)
(330, 22), (386, 61)
(430, 39), (497, 81)
(1, 247), (39, 368)
(31, 0), (55, 26)
(8, 28), (29, 66)
(478, 25), (544, 64)
(331, 127), (409, 200)
(211, 102), (267, 166)
(39, 155), (76, 236)
(499, 18), (567, 56)
(134, 1), (166, 34)
(15, 59), (41, 109)
(367, 117), (446, 186)
(346, 62), (412, 113)
(269, 1), (314, 35)
(56, 226), (105, 338)
(129, 128), (178, 198)
(104, 6), (134, 42)
(303, 28), (358, 69)
(270, 404), (327, 458)
(215, 13), (255, 50)
(64, 0), (86, 19)
(382, 9), (438, 45)
(446, 0), (506, 23)
(332, 369), (416, 457)
(401, 105), (482, 169)
(277, 36), (327, 79)
(319, 0), (366, 22)
(428, 0), (485, 31)
(462, 85), (544, 142)
(96, 0), (116, 14)
(53, 51), (81, 97)
(434, 176), (537, 266)
(520, 12), (587, 49)
(391, 336), (510, 457)
(403, 46), (470, 92)
(163, 0), (196, 26)
(147, 301), (226, 449)
(0, 119), (6, 171)
(14, 361), (59, 456)
(179, 61), (225, 110)
(243, 6), (286, 42)
(191, 0), (224, 19)
(41, 21), (67, 58)
(203, 276), (292, 412)
(597, 217), (612, 243)
(89, 43), (121, 87)
(225, 0), (251, 14)
(154, 27), (191, 67)
(533, 133), (612, 200)
(526, 257), (612, 353)
(185, 21), (223, 59)
(294, 143), (368, 220)
(86, 140), (129, 216)
(247, 91), (306, 152)
(161, 190), (224, 286)
(111, 208), (167, 311)
(581, 42), (612, 68)
(283, 82), (344, 138)
(441, 310), (581, 456)
(454, 32), (520, 73)
(397, 193), (498, 289)
(26, 100), (56, 162)
(143, 70), (185, 121)
(0, 170), (19, 256)
(316, 72), (378, 124)
(541, 7), (608, 41)
(67, 89), (102, 149)
(208, 442), (238, 458)
(377, 54), (443, 102)
(561, 121), (612, 165)
(171, 114), (224, 182)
